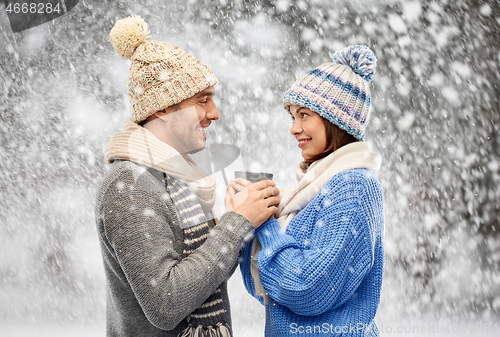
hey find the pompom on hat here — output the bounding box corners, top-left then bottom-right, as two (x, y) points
(283, 45), (377, 141)
(110, 16), (218, 123)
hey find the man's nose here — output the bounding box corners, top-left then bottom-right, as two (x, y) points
(207, 101), (220, 121)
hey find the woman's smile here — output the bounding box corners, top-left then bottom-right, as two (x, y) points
(289, 105), (327, 161)
(297, 138), (312, 148)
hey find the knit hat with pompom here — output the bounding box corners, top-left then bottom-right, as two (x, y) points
(283, 45), (377, 140)
(110, 16), (218, 123)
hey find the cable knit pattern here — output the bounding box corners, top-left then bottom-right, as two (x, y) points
(109, 16), (218, 123)
(240, 169), (384, 336)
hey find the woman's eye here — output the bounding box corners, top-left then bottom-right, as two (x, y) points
(301, 113), (308, 118)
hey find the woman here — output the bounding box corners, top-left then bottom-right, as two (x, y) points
(236, 45), (385, 336)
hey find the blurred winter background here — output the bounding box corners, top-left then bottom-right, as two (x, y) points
(1, 0), (499, 336)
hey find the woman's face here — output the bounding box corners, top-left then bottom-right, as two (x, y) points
(289, 105), (327, 162)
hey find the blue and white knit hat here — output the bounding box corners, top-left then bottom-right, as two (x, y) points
(283, 45), (377, 141)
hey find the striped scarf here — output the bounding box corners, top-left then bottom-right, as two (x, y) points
(105, 119), (217, 215)
(163, 174), (232, 337)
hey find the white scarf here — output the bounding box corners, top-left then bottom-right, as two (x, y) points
(105, 119), (216, 214)
(251, 142), (381, 303)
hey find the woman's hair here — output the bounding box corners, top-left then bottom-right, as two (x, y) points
(307, 116), (358, 163)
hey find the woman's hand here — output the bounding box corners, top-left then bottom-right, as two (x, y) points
(225, 178), (280, 229)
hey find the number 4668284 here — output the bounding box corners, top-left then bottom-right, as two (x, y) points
(6, 2), (62, 14)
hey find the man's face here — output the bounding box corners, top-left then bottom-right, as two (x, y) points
(156, 86), (219, 154)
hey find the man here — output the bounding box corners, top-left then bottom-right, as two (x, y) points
(95, 16), (280, 337)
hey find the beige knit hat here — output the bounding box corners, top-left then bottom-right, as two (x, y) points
(109, 16), (219, 123)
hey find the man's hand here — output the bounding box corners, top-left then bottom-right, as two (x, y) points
(225, 178), (280, 229)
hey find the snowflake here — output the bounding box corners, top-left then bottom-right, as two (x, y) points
(133, 85), (144, 95)
(158, 71), (171, 82)
(143, 208), (155, 216)
(321, 186), (330, 195)
(116, 181), (125, 191)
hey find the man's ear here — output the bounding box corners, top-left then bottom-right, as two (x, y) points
(154, 109), (167, 118)
(155, 104), (179, 119)
(152, 109), (172, 122)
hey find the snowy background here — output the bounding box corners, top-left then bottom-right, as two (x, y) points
(1, 0), (499, 336)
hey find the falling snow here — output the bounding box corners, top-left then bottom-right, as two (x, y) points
(1, 0), (499, 336)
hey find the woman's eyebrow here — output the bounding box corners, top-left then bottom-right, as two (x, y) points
(289, 107), (304, 118)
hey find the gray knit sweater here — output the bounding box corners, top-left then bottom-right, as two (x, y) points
(95, 160), (254, 336)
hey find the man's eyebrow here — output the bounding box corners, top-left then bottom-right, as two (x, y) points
(196, 91), (215, 98)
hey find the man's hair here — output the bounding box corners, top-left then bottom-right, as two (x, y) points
(138, 104), (180, 127)
(307, 116), (357, 162)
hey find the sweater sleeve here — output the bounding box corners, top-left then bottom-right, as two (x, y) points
(101, 172), (254, 330)
(255, 173), (381, 316)
(239, 236), (265, 305)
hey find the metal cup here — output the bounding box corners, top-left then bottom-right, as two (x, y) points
(234, 171), (273, 183)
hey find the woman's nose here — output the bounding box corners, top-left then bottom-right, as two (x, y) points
(290, 119), (302, 135)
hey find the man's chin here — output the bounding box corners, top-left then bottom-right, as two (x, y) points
(186, 142), (206, 155)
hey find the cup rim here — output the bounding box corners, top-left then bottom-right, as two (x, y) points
(234, 171), (274, 180)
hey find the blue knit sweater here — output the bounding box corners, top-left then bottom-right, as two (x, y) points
(240, 169), (385, 336)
